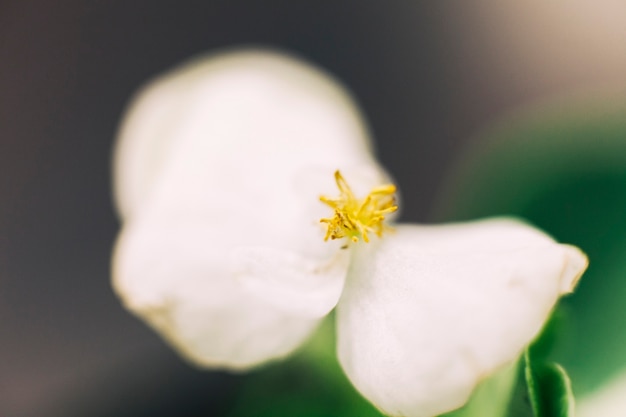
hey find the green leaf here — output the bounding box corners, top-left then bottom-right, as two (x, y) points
(433, 100), (626, 396)
(440, 361), (518, 417)
(524, 350), (574, 417)
(225, 315), (385, 417)
(528, 305), (570, 364)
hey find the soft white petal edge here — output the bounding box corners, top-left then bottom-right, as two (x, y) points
(112, 213), (321, 370)
(231, 246), (352, 318)
(337, 218), (588, 417)
(112, 48), (377, 221)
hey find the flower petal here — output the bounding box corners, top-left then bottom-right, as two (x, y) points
(336, 218), (587, 417)
(113, 49), (379, 222)
(231, 245), (351, 318)
(112, 49), (387, 369)
(113, 210), (320, 369)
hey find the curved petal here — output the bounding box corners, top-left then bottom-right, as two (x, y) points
(336, 218), (588, 417)
(231, 246), (351, 318)
(113, 213), (320, 369)
(112, 48), (379, 222)
(112, 49), (388, 369)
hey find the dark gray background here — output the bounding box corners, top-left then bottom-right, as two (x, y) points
(2, 1), (626, 416)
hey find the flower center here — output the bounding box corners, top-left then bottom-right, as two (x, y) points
(319, 170), (398, 243)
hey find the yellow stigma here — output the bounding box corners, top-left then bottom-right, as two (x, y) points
(319, 170), (398, 243)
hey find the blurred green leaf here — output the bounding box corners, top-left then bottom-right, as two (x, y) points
(503, 313), (573, 417)
(434, 100), (626, 396)
(529, 304), (570, 363)
(524, 350), (574, 417)
(441, 361), (518, 417)
(225, 315), (384, 417)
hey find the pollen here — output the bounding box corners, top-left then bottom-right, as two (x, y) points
(319, 170), (398, 244)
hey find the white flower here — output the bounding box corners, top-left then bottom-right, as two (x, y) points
(111, 49), (588, 417)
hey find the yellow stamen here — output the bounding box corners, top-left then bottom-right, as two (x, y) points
(319, 170), (398, 244)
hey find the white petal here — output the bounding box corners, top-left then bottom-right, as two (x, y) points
(112, 48), (379, 222)
(337, 218), (588, 417)
(231, 246), (351, 318)
(113, 211), (320, 369)
(112, 49), (388, 369)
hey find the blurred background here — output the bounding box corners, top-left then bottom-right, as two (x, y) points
(3, 1), (626, 416)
